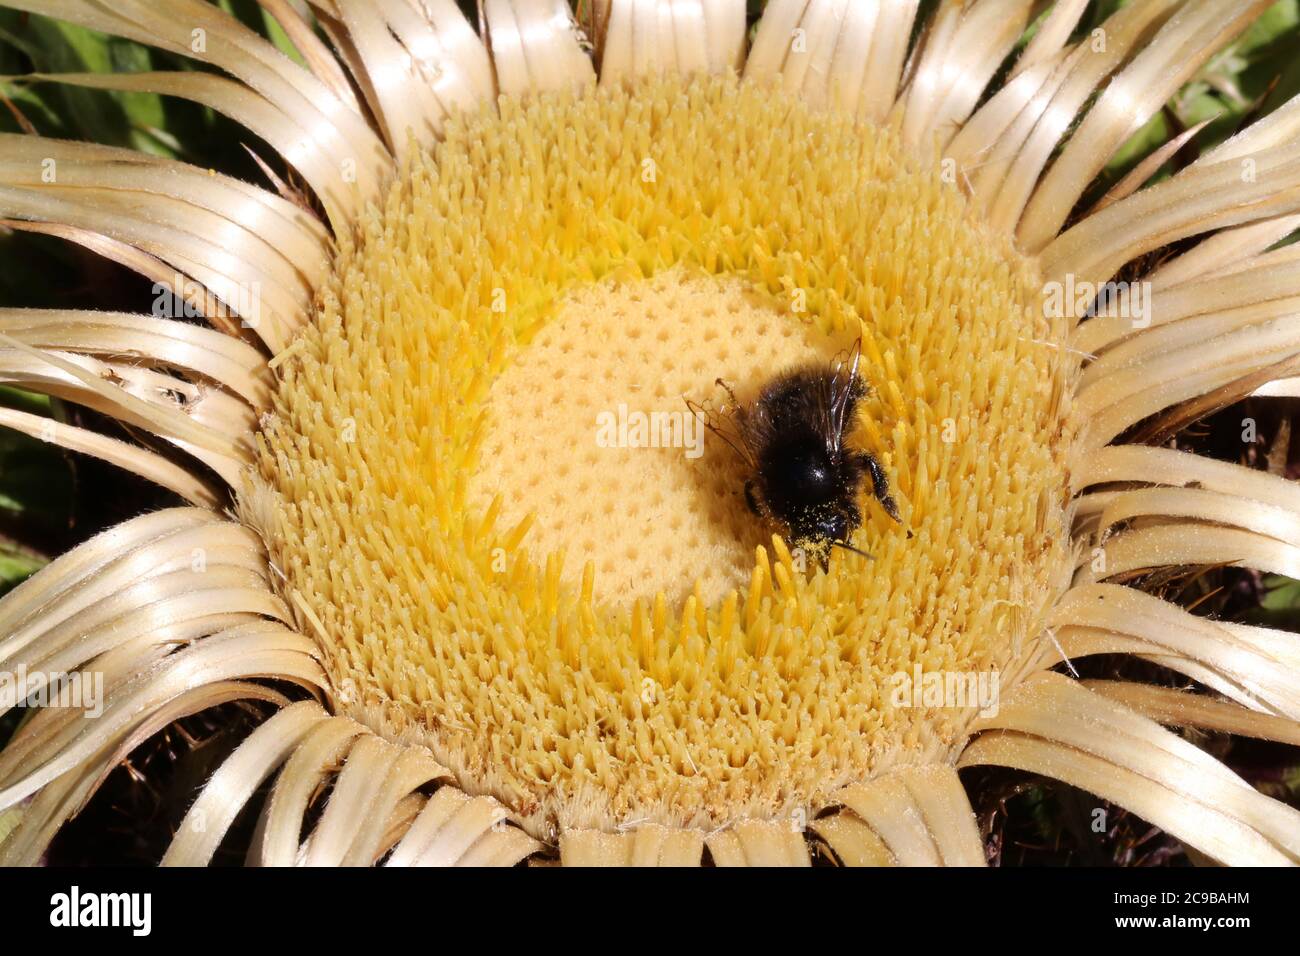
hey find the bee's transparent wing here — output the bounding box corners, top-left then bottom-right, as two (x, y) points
(827, 337), (863, 451)
(684, 397), (757, 469)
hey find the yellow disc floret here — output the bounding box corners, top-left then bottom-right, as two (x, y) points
(257, 75), (1074, 838)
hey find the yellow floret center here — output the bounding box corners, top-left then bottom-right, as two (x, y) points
(258, 75), (1073, 837)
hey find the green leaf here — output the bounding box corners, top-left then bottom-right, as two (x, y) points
(1283, 763), (1300, 797)
(1247, 575), (1300, 630)
(0, 10), (173, 155)
(0, 545), (43, 586)
(1234, 0), (1299, 58)
(0, 80), (64, 134)
(1258, 575), (1300, 611)
(0, 387), (73, 533)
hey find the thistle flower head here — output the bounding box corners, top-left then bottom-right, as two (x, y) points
(1, 0), (1299, 867)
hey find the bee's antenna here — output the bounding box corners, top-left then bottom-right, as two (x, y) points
(831, 540), (874, 560)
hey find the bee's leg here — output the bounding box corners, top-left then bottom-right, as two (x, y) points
(856, 452), (901, 523)
(715, 378), (741, 410)
(743, 478), (762, 517)
(844, 500), (862, 538)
